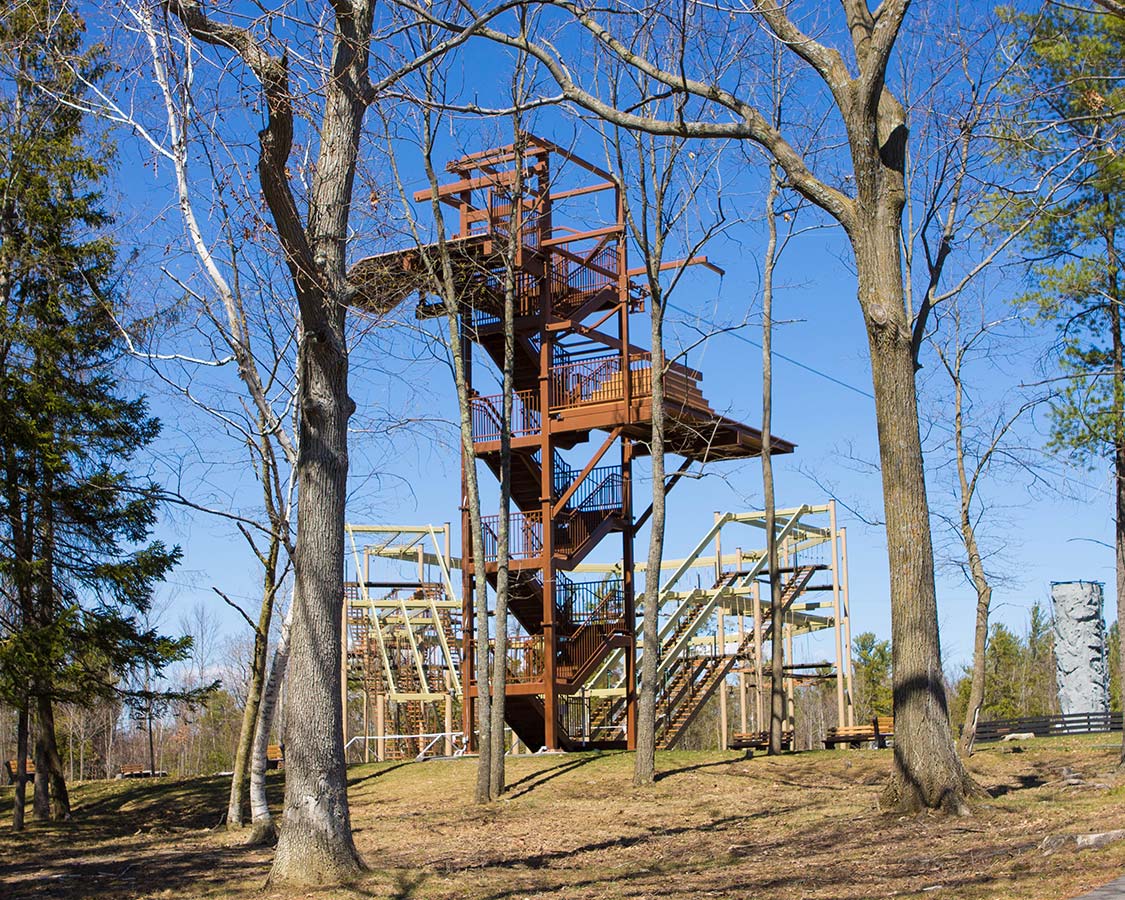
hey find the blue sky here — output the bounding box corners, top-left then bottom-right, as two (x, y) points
(88, 0), (1118, 675)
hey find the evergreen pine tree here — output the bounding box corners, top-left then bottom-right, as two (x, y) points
(852, 633), (893, 720)
(0, 0), (186, 826)
(997, 6), (1125, 764)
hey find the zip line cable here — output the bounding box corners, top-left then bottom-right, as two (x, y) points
(666, 302), (876, 401)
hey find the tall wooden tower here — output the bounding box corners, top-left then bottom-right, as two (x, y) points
(358, 134), (791, 751)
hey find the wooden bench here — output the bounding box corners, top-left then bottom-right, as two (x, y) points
(729, 730), (793, 751)
(266, 744), (284, 770)
(874, 716), (894, 747)
(824, 725), (876, 748)
(116, 764), (167, 779)
(824, 716), (894, 749)
(4, 759), (35, 785)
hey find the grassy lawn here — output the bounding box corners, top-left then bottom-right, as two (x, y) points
(2, 736), (1124, 899)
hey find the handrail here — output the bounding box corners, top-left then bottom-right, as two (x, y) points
(487, 635), (545, 683)
(479, 510), (543, 561)
(548, 352), (658, 410)
(471, 389), (540, 443)
(584, 506), (811, 688)
(556, 577), (624, 629)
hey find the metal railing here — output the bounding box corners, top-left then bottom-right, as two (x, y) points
(553, 459), (623, 514)
(480, 510), (543, 561)
(490, 197), (542, 250)
(344, 731), (467, 761)
(470, 389), (541, 443)
(555, 576), (624, 629)
(549, 243), (618, 318)
(548, 352), (654, 409)
(569, 465), (623, 513)
(552, 509), (599, 557)
(558, 616), (625, 683)
(488, 634), (545, 683)
(552, 452), (576, 499)
(467, 269), (540, 327)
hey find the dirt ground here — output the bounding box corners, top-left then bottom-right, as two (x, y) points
(2, 735), (1125, 900)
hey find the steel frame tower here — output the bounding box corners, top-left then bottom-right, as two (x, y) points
(354, 134), (791, 751)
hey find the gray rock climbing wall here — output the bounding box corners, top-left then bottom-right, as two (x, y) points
(1050, 581), (1109, 716)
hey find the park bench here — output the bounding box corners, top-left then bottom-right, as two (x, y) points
(729, 730), (793, 751)
(3, 759), (35, 785)
(266, 744), (284, 770)
(116, 764), (167, 779)
(824, 716), (894, 749)
(874, 716), (894, 747)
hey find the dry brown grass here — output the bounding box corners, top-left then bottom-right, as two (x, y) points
(2, 735), (1124, 899)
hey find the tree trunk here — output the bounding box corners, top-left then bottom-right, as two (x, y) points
(1116, 461), (1124, 770)
(488, 202), (519, 800)
(436, 259), (490, 801)
(270, 314), (364, 883)
(761, 161), (785, 756)
(145, 663), (157, 777)
(227, 542), (279, 829)
(414, 82), (491, 805)
(35, 695), (70, 819)
(956, 358), (994, 757)
(858, 234), (972, 812)
(249, 603), (292, 845)
(1106, 211), (1125, 771)
(958, 579), (991, 756)
(12, 705), (27, 831)
(262, 0), (373, 880)
(451, 317), (491, 804)
(634, 292), (666, 786)
(32, 715), (50, 820)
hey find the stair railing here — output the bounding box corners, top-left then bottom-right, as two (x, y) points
(470, 389), (541, 443)
(549, 353), (623, 409)
(556, 580), (626, 683)
(487, 634), (545, 683)
(480, 510), (543, 561)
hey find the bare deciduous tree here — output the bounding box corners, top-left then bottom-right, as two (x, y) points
(930, 310), (1043, 754)
(418, 0), (975, 811)
(155, 0), (378, 881)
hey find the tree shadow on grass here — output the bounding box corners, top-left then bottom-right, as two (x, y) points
(0, 831), (270, 900)
(655, 758), (740, 781)
(988, 774), (1048, 798)
(504, 754), (608, 799)
(391, 871), (429, 899)
(348, 762), (413, 789)
(0, 772), (290, 900)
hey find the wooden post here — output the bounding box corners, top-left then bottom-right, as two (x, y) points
(753, 580), (764, 731)
(376, 693), (386, 762)
(363, 689), (370, 764)
(444, 694), (453, 756)
(341, 597), (349, 763)
(718, 603), (728, 749)
(714, 511), (723, 583)
(784, 622), (795, 735)
(737, 547), (748, 736)
(840, 526), (856, 727)
(829, 500), (846, 727)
